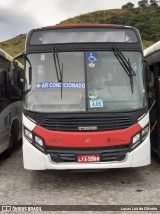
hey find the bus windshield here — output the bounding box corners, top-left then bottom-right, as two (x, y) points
(24, 51), (146, 113)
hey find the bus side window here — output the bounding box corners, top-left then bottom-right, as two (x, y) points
(0, 56), (10, 99)
(10, 63), (23, 98)
(10, 80), (22, 98)
(0, 69), (6, 98)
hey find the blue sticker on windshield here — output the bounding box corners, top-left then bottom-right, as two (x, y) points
(36, 82), (85, 89)
(86, 52), (98, 63)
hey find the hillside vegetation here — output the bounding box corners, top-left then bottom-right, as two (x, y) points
(0, 7), (159, 57)
(62, 7), (160, 48)
(0, 34), (26, 57)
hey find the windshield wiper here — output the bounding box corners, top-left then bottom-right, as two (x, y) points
(113, 46), (136, 93)
(52, 48), (63, 99)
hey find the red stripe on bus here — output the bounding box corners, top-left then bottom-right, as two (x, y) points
(33, 123), (141, 148)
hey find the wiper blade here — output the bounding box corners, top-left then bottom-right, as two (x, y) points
(52, 48), (63, 99)
(128, 57), (135, 94)
(113, 46), (136, 93)
(52, 48), (63, 82)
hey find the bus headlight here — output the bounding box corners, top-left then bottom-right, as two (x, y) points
(131, 124), (149, 149)
(132, 133), (140, 145)
(142, 126), (149, 139)
(35, 136), (43, 147)
(24, 128), (33, 142)
(24, 127), (46, 153)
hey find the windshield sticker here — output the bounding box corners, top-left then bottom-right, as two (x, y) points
(37, 65), (43, 74)
(90, 99), (103, 108)
(41, 54), (45, 61)
(88, 63), (95, 68)
(86, 52), (98, 63)
(88, 89), (98, 99)
(36, 82), (85, 89)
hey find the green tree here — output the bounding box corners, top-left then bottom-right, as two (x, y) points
(122, 2), (134, 9)
(138, 0), (149, 7)
(150, 0), (159, 6)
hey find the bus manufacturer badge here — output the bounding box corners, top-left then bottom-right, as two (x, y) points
(79, 126), (98, 131)
(84, 138), (92, 143)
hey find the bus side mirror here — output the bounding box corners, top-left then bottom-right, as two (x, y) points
(12, 52), (25, 84)
(13, 53), (32, 85)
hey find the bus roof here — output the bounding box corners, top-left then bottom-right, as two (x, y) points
(0, 48), (24, 69)
(144, 41), (160, 57)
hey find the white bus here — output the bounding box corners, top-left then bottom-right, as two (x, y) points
(0, 49), (23, 158)
(18, 24), (150, 170)
(144, 41), (160, 157)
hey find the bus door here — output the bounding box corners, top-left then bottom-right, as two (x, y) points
(148, 62), (160, 156)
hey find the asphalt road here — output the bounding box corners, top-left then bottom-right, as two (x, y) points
(0, 144), (160, 214)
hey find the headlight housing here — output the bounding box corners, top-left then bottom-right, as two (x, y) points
(24, 127), (45, 153)
(131, 124), (149, 149)
(132, 133), (140, 145)
(24, 129), (33, 141)
(35, 136), (44, 147)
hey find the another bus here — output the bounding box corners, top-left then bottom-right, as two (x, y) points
(21, 24), (150, 170)
(0, 49), (23, 158)
(144, 41), (160, 157)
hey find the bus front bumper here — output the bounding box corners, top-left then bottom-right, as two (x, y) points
(23, 136), (151, 170)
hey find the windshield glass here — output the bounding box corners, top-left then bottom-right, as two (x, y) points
(24, 51), (146, 113)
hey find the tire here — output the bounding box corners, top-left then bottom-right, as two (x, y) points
(2, 135), (14, 159)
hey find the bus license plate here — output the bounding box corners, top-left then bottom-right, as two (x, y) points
(77, 154), (100, 163)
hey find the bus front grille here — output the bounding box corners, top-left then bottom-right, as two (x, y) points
(47, 145), (130, 163)
(40, 116), (135, 132)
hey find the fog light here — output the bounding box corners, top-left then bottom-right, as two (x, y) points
(35, 136), (43, 147)
(132, 133), (140, 144)
(24, 129), (33, 141)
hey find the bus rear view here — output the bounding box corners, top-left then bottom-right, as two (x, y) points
(23, 24), (150, 170)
